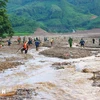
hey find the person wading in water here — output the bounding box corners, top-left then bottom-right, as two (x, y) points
(21, 41), (28, 54)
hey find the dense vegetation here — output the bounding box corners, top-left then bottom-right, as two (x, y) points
(7, 0), (100, 33)
(0, 0), (13, 37)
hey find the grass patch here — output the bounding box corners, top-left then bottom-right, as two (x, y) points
(14, 32), (31, 36)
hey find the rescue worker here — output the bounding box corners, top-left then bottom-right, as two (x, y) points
(7, 39), (11, 46)
(35, 37), (40, 51)
(68, 37), (73, 47)
(23, 36), (26, 43)
(28, 37), (32, 45)
(92, 38), (95, 44)
(0, 42), (2, 48)
(50, 38), (54, 47)
(79, 38), (85, 47)
(17, 36), (21, 45)
(21, 41), (28, 54)
(99, 38), (100, 45)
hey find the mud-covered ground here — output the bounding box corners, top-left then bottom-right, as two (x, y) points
(40, 37), (100, 59)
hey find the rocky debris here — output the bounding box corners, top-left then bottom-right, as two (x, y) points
(53, 66), (64, 70)
(39, 60), (46, 63)
(0, 89), (33, 100)
(95, 54), (100, 57)
(91, 51), (98, 55)
(82, 68), (93, 73)
(52, 62), (71, 66)
(51, 62), (71, 70)
(89, 71), (100, 87)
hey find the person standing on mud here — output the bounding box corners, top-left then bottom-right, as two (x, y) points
(92, 38), (95, 44)
(21, 41), (28, 54)
(68, 37), (73, 47)
(99, 38), (100, 45)
(0, 42), (3, 48)
(23, 36), (26, 43)
(7, 39), (11, 46)
(17, 36), (21, 45)
(79, 38), (85, 47)
(28, 37), (32, 45)
(50, 38), (54, 47)
(44, 37), (47, 42)
(35, 37), (40, 51)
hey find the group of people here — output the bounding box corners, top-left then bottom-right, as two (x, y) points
(19, 36), (55, 54)
(5, 36), (55, 54)
(20, 37), (41, 54)
(5, 36), (100, 54)
(68, 37), (100, 48)
(68, 37), (85, 48)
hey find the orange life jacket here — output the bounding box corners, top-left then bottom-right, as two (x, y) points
(23, 43), (27, 49)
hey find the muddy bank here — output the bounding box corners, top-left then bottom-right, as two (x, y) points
(40, 47), (98, 59)
(0, 61), (23, 71)
(40, 36), (100, 59)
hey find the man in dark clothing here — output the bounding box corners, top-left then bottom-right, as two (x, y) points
(99, 38), (100, 45)
(80, 38), (85, 47)
(92, 38), (95, 44)
(28, 37), (32, 45)
(17, 36), (21, 45)
(7, 39), (11, 46)
(35, 38), (40, 51)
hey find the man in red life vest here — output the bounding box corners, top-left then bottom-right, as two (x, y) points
(21, 41), (28, 54)
(17, 36), (21, 45)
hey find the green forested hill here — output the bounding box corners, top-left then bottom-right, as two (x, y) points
(7, 0), (100, 33)
(67, 0), (100, 15)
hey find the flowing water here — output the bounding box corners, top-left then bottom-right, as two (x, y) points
(0, 47), (100, 100)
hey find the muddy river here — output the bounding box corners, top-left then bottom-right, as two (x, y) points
(0, 47), (100, 100)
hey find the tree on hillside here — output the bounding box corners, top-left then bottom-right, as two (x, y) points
(0, 0), (14, 37)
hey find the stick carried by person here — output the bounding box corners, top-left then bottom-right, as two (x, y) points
(16, 46), (22, 53)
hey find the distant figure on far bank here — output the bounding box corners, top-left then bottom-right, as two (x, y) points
(99, 38), (100, 45)
(7, 39), (11, 46)
(35, 37), (40, 51)
(44, 37), (47, 42)
(0, 42), (3, 48)
(23, 36), (26, 43)
(68, 37), (73, 47)
(92, 38), (95, 44)
(28, 37), (32, 46)
(50, 38), (54, 47)
(79, 38), (85, 47)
